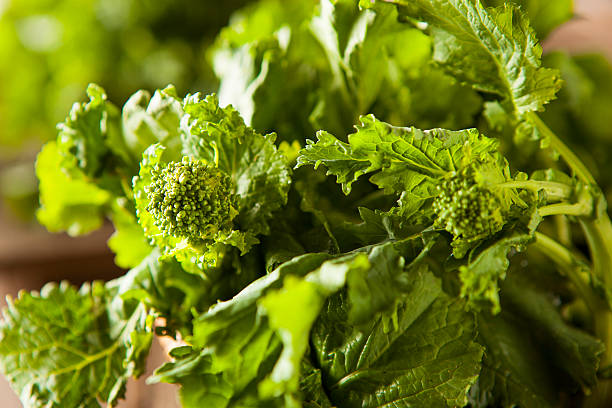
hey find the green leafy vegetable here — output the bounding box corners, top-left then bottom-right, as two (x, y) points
(5, 1), (612, 407)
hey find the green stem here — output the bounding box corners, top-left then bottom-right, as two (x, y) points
(498, 179), (573, 201)
(581, 217), (612, 367)
(539, 202), (593, 217)
(530, 113), (612, 374)
(533, 232), (601, 314)
(555, 215), (572, 247)
(527, 112), (596, 185)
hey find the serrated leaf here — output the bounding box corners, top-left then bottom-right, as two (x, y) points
(297, 114), (498, 195)
(384, 0), (562, 115)
(181, 93), (292, 238)
(0, 281), (152, 408)
(56, 83), (124, 177)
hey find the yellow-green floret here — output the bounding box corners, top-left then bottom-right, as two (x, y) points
(145, 157), (237, 245)
(432, 170), (504, 241)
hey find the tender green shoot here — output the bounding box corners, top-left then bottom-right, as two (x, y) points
(145, 157), (238, 246)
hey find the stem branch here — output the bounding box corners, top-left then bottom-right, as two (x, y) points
(527, 113), (596, 185)
(499, 179), (573, 201)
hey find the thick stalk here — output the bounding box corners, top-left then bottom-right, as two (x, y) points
(555, 215), (572, 247)
(533, 232), (602, 314)
(529, 114), (612, 407)
(527, 113), (596, 185)
(580, 216), (612, 368)
(539, 202), (592, 217)
(499, 179), (573, 201)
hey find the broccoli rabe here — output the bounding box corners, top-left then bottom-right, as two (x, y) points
(145, 157), (238, 246)
(432, 166), (505, 244)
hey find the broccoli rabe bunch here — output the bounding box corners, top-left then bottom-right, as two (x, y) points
(145, 157), (238, 246)
(432, 166), (505, 245)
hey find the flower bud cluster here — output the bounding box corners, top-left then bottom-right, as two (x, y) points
(145, 157), (237, 244)
(432, 171), (503, 240)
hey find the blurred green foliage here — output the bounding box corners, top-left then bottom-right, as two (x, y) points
(0, 0), (252, 221)
(0, 0), (252, 152)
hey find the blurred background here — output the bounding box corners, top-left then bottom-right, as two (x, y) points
(0, 0), (610, 406)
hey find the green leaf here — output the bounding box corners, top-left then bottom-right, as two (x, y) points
(36, 141), (112, 236)
(345, 240), (429, 324)
(190, 252), (332, 362)
(181, 93), (292, 238)
(297, 114), (498, 195)
(300, 359), (334, 408)
(267, 239), (432, 362)
(108, 198), (152, 269)
(0, 281), (152, 408)
(501, 276), (604, 389)
(385, 0), (562, 115)
(121, 85), (184, 164)
(458, 230), (533, 313)
(389, 66), (484, 131)
(473, 311), (559, 408)
(114, 251), (213, 335)
(150, 350), (235, 408)
(312, 265), (484, 407)
(213, 0), (480, 144)
(159, 243), (426, 405)
(258, 253), (370, 398)
(211, 0), (318, 137)
(56, 83), (125, 177)
(309, 0), (411, 125)
(151, 253), (334, 407)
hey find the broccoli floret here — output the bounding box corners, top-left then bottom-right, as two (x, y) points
(432, 168), (504, 244)
(144, 157), (238, 245)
